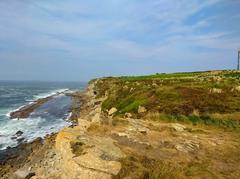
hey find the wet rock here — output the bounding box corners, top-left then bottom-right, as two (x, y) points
(13, 169), (35, 179)
(16, 131), (23, 137)
(10, 96), (52, 119)
(108, 107), (117, 116)
(17, 138), (25, 143)
(138, 106), (146, 113)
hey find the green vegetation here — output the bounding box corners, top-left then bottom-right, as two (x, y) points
(146, 113), (240, 131)
(92, 70), (240, 130)
(118, 71), (205, 81)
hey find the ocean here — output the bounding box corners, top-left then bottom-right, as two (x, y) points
(0, 81), (86, 150)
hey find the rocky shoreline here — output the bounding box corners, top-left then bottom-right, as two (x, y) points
(0, 90), (76, 178)
(1, 76), (240, 178)
(0, 80), (105, 178)
(0, 134), (56, 178)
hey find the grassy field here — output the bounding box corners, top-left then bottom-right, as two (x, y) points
(91, 70), (240, 131)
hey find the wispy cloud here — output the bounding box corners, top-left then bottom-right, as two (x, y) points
(0, 0), (239, 81)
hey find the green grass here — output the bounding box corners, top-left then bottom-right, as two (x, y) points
(93, 70), (240, 130)
(149, 114), (240, 131)
(224, 72), (240, 79)
(118, 71), (206, 81)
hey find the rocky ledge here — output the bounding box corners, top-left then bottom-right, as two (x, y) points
(9, 96), (53, 119)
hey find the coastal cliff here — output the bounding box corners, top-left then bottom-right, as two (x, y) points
(2, 70), (240, 179)
(55, 70), (240, 179)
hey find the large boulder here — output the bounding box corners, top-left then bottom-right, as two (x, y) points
(55, 127), (124, 179)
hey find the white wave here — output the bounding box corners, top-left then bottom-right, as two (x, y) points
(66, 112), (72, 120)
(5, 89), (69, 118)
(5, 102), (34, 118)
(33, 88), (69, 100)
(0, 116), (71, 150)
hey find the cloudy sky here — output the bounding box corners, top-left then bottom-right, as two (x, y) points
(0, 0), (239, 81)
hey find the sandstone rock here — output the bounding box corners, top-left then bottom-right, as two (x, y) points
(171, 123), (186, 132)
(138, 128), (148, 134)
(124, 113), (132, 118)
(138, 106), (146, 113)
(117, 132), (128, 137)
(210, 88), (222, 93)
(175, 140), (199, 153)
(56, 128), (125, 179)
(13, 169), (35, 179)
(192, 109), (199, 116)
(74, 152), (121, 176)
(108, 107), (117, 115)
(232, 86), (240, 92)
(236, 86), (240, 92)
(92, 113), (101, 122)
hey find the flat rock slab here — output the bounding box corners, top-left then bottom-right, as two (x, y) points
(13, 169), (35, 179)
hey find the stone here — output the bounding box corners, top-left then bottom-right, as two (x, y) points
(56, 128), (125, 179)
(171, 123), (186, 132)
(13, 169), (35, 179)
(16, 130), (23, 136)
(138, 106), (147, 113)
(117, 132), (128, 137)
(108, 107), (117, 115)
(232, 86), (240, 92)
(210, 88), (222, 93)
(175, 140), (199, 153)
(124, 113), (132, 118)
(138, 128), (148, 135)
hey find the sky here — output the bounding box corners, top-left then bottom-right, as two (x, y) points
(0, 0), (240, 81)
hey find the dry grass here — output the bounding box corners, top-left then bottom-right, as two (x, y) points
(92, 70), (240, 130)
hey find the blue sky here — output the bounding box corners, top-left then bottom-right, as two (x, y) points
(0, 0), (239, 81)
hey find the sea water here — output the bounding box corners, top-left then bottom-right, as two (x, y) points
(0, 81), (85, 150)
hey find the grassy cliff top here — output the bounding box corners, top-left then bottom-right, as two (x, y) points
(91, 70), (240, 130)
